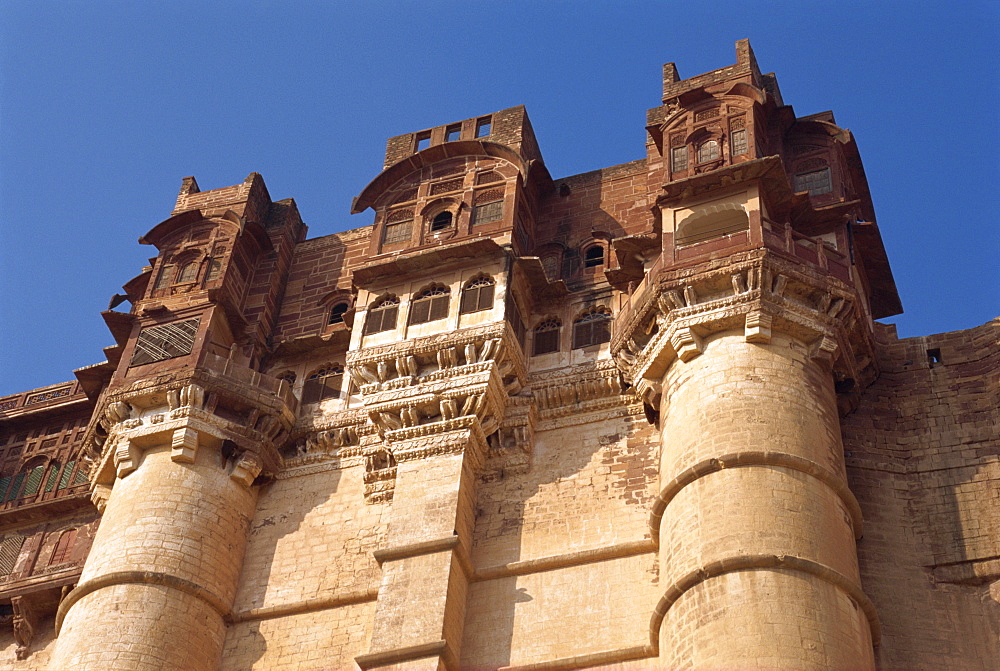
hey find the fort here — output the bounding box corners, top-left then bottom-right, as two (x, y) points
(0, 40), (996, 670)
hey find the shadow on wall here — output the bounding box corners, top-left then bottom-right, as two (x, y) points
(466, 413), (658, 668)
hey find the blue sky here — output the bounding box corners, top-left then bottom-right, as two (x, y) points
(1, 1), (997, 395)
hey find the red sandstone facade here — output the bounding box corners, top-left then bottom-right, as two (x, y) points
(0, 40), (996, 670)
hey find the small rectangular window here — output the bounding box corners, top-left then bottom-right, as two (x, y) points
(731, 129), (748, 156)
(476, 117), (492, 138)
(670, 146), (687, 171)
(471, 201), (503, 226)
(415, 132), (431, 152)
(382, 220), (412, 245)
(445, 124), (461, 142)
(794, 168), (832, 196)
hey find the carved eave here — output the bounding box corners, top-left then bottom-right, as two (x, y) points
(511, 256), (568, 300)
(657, 156), (788, 206)
(853, 221), (902, 319)
(351, 140), (547, 214)
(139, 208), (273, 254)
(351, 237), (507, 288)
(270, 328), (352, 358)
(121, 268), (151, 303)
(605, 234), (661, 289)
(101, 310), (135, 347)
(73, 361), (115, 401)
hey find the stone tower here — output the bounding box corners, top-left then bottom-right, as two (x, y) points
(49, 174), (302, 669)
(610, 40), (885, 666)
(0, 40), (995, 671)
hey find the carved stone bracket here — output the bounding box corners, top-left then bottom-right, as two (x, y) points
(11, 594), (40, 660)
(611, 253), (879, 416)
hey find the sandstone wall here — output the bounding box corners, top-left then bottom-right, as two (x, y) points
(844, 319), (999, 670)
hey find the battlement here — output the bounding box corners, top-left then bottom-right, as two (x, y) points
(661, 39), (782, 105)
(171, 171), (274, 224)
(383, 104), (543, 169)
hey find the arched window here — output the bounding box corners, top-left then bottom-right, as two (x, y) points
(49, 528), (77, 565)
(176, 261), (199, 284)
(460, 276), (495, 314)
(697, 140), (720, 163)
(573, 309), (612, 349)
(409, 285), (450, 324)
(3, 458), (47, 502)
(364, 296), (399, 335)
(583, 245), (605, 268)
(430, 211), (453, 232)
(277, 371), (296, 387)
(302, 365), (344, 405)
(328, 302), (349, 325)
(533, 319), (561, 355)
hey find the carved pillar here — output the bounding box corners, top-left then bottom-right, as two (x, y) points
(615, 255), (879, 669)
(51, 382), (288, 671)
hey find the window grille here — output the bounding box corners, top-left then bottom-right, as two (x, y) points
(129, 318), (200, 367)
(22, 466), (44, 497)
(205, 258), (223, 283)
(329, 302), (349, 325)
(176, 262), (199, 283)
(731, 129), (748, 156)
(57, 462), (75, 490)
(584, 246), (605, 268)
(0, 535), (25, 575)
(541, 255), (560, 280)
(697, 140), (720, 163)
(302, 365), (344, 404)
(153, 264), (174, 291)
(409, 286), (450, 325)
(44, 466), (60, 493)
(573, 310), (612, 349)
(476, 117), (492, 137)
(533, 319), (561, 355)
(471, 200), (503, 227)
(460, 276), (495, 314)
(794, 168), (832, 196)
(670, 146), (688, 171)
(364, 297), (399, 334)
(430, 212), (453, 231)
(382, 220), (412, 245)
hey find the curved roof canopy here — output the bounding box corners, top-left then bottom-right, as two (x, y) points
(352, 140), (536, 214)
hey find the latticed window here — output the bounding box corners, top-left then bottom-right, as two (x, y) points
(176, 261), (199, 283)
(328, 302), (349, 325)
(409, 286), (450, 325)
(697, 140), (720, 163)
(584, 245), (605, 268)
(382, 220), (412, 245)
(364, 297), (399, 334)
(471, 200), (503, 226)
(302, 365), (344, 404)
(794, 168), (832, 196)
(533, 319), (561, 355)
(277, 371), (296, 387)
(670, 146), (687, 171)
(460, 276), (495, 314)
(731, 129), (748, 156)
(0, 534), (25, 575)
(573, 309), (612, 349)
(430, 212), (453, 232)
(49, 528), (77, 565)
